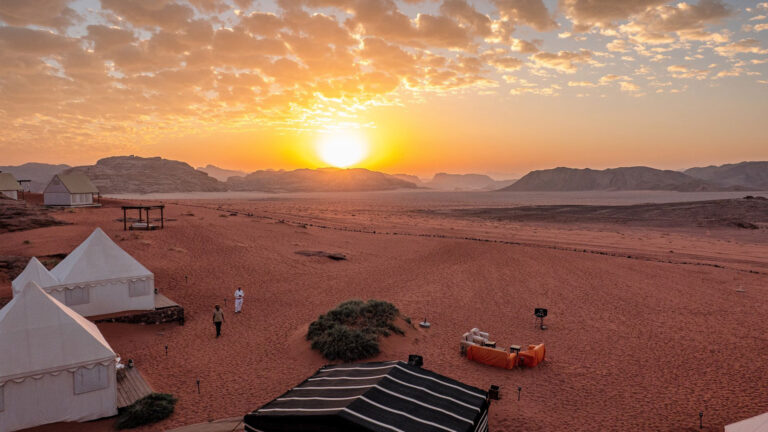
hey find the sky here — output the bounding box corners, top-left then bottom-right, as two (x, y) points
(0, 0), (767, 177)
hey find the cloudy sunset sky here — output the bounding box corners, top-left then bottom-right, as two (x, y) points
(1, 0), (767, 176)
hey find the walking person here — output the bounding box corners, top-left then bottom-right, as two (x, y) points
(234, 287), (244, 313)
(213, 304), (225, 338)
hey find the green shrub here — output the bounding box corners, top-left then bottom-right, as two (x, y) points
(115, 393), (177, 430)
(307, 299), (404, 362)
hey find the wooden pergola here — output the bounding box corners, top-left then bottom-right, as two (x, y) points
(122, 205), (165, 231)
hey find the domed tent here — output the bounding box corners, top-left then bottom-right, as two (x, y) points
(11, 257), (58, 295)
(244, 361), (489, 432)
(11, 228), (155, 317)
(725, 412), (768, 432)
(0, 282), (117, 432)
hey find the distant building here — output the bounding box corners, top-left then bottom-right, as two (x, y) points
(43, 173), (99, 206)
(0, 172), (22, 200)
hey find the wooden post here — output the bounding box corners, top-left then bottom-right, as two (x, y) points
(123, 207), (127, 231)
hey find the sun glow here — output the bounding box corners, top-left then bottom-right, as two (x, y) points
(316, 130), (368, 168)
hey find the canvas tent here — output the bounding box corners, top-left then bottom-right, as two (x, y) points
(10, 257), (59, 295)
(0, 172), (22, 200)
(244, 361), (490, 432)
(0, 282), (118, 432)
(11, 227), (155, 316)
(726, 412), (768, 432)
(44, 173), (98, 206)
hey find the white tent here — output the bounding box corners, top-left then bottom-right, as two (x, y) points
(0, 282), (117, 432)
(11, 227), (155, 317)
(10, 257), (58, 295)
(726, 412), (768, 432)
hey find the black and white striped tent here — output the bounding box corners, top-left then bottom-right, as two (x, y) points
(244, 360), (489, 432)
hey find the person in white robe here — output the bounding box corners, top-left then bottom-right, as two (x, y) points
(234, 287), (244, 313)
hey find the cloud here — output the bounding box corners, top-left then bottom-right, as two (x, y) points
(100, 0), (195, 31)
(667, 64), (709, 79)
(0, 0), (79, 30)
(492, 0), (557, 31)
(715, 38), (768, 56)
(619, 0), (732, 44)
(619, 81), (640, 92)
(440, 0), (492, 37)
(530, 49), (593, 73)
(559, 0), (668, 31)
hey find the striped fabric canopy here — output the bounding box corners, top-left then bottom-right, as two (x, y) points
(244, 361), (489, 432)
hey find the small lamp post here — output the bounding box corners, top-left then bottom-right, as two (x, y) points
(517, 386), (522, 401)
(196, 379), (201, 394)
(164, 345), (168, 357)
(699, 411), (703, 429)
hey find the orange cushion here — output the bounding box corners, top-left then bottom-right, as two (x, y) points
(520, 344), (546, 367)
(467, 345), (516, 369)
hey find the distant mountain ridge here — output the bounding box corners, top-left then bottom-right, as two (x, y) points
(197, 164), (247, 182)
(0, 163), (70, 192)
(685, 162), (768, 189)
(426, 173), (516, 191)
(65, 156), (227, 194)
(227, 168), (418, 192)
(500, 166), (746, 192)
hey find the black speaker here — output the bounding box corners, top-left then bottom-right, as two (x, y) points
(408, 354), (423, 367)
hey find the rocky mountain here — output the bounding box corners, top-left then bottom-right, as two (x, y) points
(499, 166), (742, 192)
(0, 163), (70, 192)
(65, 156), (228, 194)
(392, 174), (424, 185)
(197, 164), (247, 182)
(227, 168), (418, 192)
(426, 173), (516, 191)
(685, 162), (768, 189)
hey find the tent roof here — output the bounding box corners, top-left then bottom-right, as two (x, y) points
(51, 227), (152, 284)
(0, 282), (115, 381)
(11, 257), (60, 295)
(726, 412), (768, 432)
(0, 172), (22, 191)
(245, 361), (489, 432)
(54, 173), (99, 194)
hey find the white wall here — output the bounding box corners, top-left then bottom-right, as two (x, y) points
(44, 192), (73, 206)
(0, 363), (117, 432)
(45, 278), (155, 317)
(1, 190), (18, 200)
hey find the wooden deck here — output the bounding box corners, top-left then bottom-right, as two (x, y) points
(155, 292), (179, 309)
(117, 367), (153, 408)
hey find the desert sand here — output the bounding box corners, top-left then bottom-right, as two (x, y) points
(2, 191), (767, 431)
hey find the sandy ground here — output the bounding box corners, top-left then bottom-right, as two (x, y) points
(2, 192), (767, 432)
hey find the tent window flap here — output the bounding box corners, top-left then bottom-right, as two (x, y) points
(74, 365), (109, 394)
(129, 280), (150, 297)
(65, 286), (90, 306)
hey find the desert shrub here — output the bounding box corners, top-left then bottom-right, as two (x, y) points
(114, 393), (177, 430)
(307, 299), (404, 362)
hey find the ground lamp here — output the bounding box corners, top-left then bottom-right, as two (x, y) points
(165, 345), (168, 356)
(419, 317), (431, 328)
(196, 379), (201, 394)
(534, 308), (548, 330)
(518, 386), (522, 401)
(699, 411), (703, 429)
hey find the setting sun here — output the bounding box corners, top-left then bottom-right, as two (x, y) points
(317, 130), (368, 168)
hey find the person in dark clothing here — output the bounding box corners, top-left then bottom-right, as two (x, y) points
(213, 304), (225, 337)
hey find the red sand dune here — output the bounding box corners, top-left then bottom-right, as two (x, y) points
(2, 196), (767, 432)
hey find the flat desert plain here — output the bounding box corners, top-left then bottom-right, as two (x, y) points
(2, 191), (768, 432)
